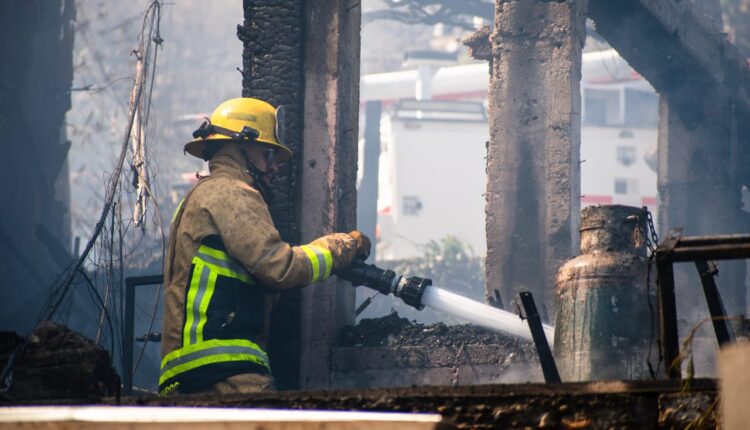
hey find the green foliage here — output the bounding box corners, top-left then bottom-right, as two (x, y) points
(390, 235), (484, 301)
(355, 235), (485, 324)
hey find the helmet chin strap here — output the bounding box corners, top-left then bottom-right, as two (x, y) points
(240, 146), (275, 204)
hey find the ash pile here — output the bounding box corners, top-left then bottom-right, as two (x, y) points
(339, 312), (534, 351)
(0, 321), (120, 402)
(334, 313), (542, 387)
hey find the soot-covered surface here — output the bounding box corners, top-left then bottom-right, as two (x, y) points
(338, 312), (537, 352)
(333, 313), (541, 388)
(118, 379), (718, 429)
(0, 321), (119, 401)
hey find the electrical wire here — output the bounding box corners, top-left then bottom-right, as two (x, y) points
(1, 1), (167, 396)
(130, 1), (167, 376)
(77, 268), (116, 356)
(38, 1), (156, 324)
(5, 0), (175, 397)
(96, 203), (117, 344)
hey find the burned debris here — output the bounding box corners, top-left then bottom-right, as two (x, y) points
(3, 0), (750, 428)
(0, 322), (119, 401)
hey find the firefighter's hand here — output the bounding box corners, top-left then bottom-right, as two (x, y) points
(348, 230), (371, 261)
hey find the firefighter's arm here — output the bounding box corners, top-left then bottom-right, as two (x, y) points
(207, 181), (361, 289)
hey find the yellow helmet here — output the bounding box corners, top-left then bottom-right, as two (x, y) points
(184, 97), (293, 162)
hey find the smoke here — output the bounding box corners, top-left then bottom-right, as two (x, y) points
(62, 0), (243, 392)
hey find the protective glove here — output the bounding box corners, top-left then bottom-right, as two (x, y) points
(348, 230), (371, 261)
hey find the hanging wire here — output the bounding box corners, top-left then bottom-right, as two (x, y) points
(38, 0), (161, 325)
(96, 203), (117, 344)
(0, 0), (165, 397)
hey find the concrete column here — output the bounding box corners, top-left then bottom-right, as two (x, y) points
(658, 95), (748, 320)
(486, 0), (586, 320)
(724, 0), (750, 58)
(656, 97), (694, 241)
(298, 0), (361, 389)
(587, 0), (750, 343)
(687, 0), (723, 29)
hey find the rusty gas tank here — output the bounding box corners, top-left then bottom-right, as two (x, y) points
(554, 205), (656, 381)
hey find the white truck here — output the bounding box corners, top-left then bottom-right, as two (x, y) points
(360, 49), (658, 261)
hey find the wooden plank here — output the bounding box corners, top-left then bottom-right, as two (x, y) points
(0, 407), (448, 430)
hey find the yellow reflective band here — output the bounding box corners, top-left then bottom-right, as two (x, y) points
(171, 198), (185, 223)
(300, 245), (333, 283)
(160, 353), (267, 387)
(197, 259), (250, 282)
(181, 245), (255, 348)
(183, 264), (205, 347)
(195, 270), (217, 344)
(197, 245), (230, 261)
(300, 245), (321, 283)
(159, 339), (270, 387)
(312, 244), (333, 279)
(196, 245), (252, 283)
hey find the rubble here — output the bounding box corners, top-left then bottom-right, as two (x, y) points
(338, 312), (536, 353)
(127, 379), (718, 429)
(332, 313), (540, 389)
(0, 321), (119, 401)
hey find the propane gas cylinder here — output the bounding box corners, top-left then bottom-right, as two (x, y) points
(554, 205), (656, 381)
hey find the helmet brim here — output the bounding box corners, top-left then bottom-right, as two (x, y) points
(184, 135), (293, 162)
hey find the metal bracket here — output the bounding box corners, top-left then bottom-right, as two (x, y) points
(518, 291), (561, 384)
(657, 227), (683, 261)
(695, 260), (735, 346)
(655, 232), (750, 380)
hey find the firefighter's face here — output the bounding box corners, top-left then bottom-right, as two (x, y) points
(244, 144), (279, 182)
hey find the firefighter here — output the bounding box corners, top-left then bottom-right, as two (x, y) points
(159, 97), (370, 396)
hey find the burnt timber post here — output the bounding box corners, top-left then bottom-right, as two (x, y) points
(486, 0), (586, 320)
(298, 0), (361, 389)
(239, 0), (361, 390)
(239, 0), (306, 389)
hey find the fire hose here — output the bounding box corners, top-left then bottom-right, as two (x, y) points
(337, 261), (432, 310)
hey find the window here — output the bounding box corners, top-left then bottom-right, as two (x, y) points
(616, 146), (636, 166)
(615, 179), (627, 195)
(584, 96), (607, 125)
(614, 178), (639, 195)
(625, 89), (658, 128)
(583, 88), (621, 126)
(402, 195), (423, 216)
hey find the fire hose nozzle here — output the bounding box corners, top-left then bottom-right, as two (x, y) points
(336, 261), (399, 295)
(337, 261), (432, 311)
(395, 275), (431, 310)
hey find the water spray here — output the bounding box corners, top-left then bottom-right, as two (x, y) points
(338, 262), (554, 343)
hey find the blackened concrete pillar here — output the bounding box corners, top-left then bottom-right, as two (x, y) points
(688, 0), (723, 28)
(486, 0), (586, 320)
(658, 95), (748, 318)
(298, 0), (361, 389)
